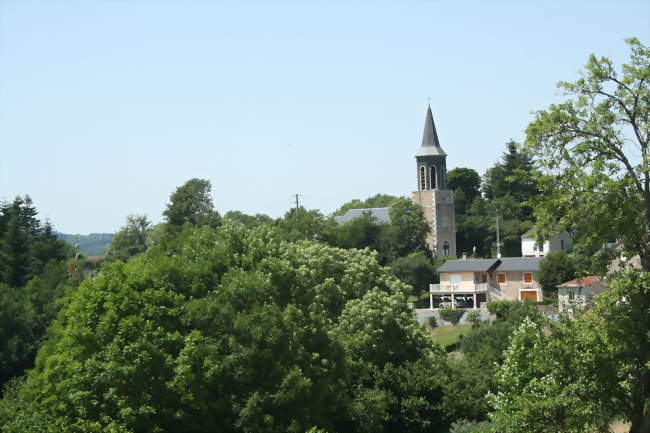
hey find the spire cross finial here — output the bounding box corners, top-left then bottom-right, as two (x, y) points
(427, 96), (430, 104)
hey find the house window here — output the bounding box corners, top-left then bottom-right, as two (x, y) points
(430, 166), (437, 189)
(568, 290), (575, 300)
(523, 272), (533, 283)
(420, 166), (427, 190)
(497, 273), (506, 284)
(538, 242), (544, 252)
(561, 239), (565, 250)
(481, 273), (488, 283)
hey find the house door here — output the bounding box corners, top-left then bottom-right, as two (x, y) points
(520, 290), (538, 302)
(481, 274), (488, 283)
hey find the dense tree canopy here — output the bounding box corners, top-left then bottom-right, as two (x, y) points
(3, 223), (450, 433)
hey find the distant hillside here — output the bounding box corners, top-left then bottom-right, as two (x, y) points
(57, 233), (113, 256)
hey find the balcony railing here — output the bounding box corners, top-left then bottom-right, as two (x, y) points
(430, 283), (491, 293)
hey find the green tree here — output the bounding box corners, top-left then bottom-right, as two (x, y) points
(107, 215), (151, 262)
(525, 38), (650, 271)
(5, 223), (450, 433)
(448, 168), (481, 215)
(276, 207), (334, 242)
(0, 196), (71, 287)
(537, 251), (577, 290)
(223, 210), (273, 228)
(328, 211), (381, 251)
(163, 178), (221, 230)
(483, 141), (538, 218)
(380, 198), (430, 262)
(334, 194), (399, 216)
(491, 270), (650, 433)
(390, 251), (435, 300)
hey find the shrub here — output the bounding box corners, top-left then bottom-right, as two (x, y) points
(450, 420), (496, 433)
(466, 310), (480, 323)
(439, 308), (465, 325)
(428, 315), (438, 328)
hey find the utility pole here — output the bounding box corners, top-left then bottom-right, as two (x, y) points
(492, 215), (503, 258)
(294, 194), (300, 213)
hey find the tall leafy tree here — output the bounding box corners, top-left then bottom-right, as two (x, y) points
(107, 215), (151, 262)
(537, 251), (577, 290)
(381, 197), (430, 262)
(525, 38), (650, 270)
(163, 178), (221, 230)
(275, 206), (334, 242)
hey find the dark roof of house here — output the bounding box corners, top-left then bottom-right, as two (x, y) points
(334, 207), (390, 225)
(437, 258), (500, 272)
(496, 257), (543, 272)
(437, 256), (543, 273)
(416, 105), (447, 157)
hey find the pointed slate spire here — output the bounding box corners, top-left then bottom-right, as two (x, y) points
(416, 105), (447, 156)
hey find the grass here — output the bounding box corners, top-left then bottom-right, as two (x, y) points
(429, 323), (472, 348)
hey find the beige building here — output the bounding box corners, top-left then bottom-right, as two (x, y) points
(430, 257), (543, 309)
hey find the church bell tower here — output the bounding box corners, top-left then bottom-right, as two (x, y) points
(411, 105), (457, 258)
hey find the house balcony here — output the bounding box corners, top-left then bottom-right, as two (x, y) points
(429, 283), (491, 294)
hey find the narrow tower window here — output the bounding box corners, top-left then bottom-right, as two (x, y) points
(430, 166), (437, 189)
(420, 166), (427, 190)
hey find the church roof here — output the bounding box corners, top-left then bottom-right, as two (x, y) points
(334, 207), (391, 225)
(416, 105), (447, 157)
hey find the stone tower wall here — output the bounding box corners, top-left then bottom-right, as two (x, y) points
(411, 189), (456, 258)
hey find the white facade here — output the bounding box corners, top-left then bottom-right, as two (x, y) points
(521, 231), (572, 257)
(558, 278), (605, 315)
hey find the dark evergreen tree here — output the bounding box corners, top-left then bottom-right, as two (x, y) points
(447, 168), (481, 215)
(483, 140), (538, 217)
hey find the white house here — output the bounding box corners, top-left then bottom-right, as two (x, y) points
(521, 228), (572, 257)
(557, 276), (606, 314)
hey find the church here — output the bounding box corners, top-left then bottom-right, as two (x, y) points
(411, 105), (457, 258)
(335, 105), (458, 258)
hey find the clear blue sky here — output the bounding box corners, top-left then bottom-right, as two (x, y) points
(1, 1), (648, 234)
